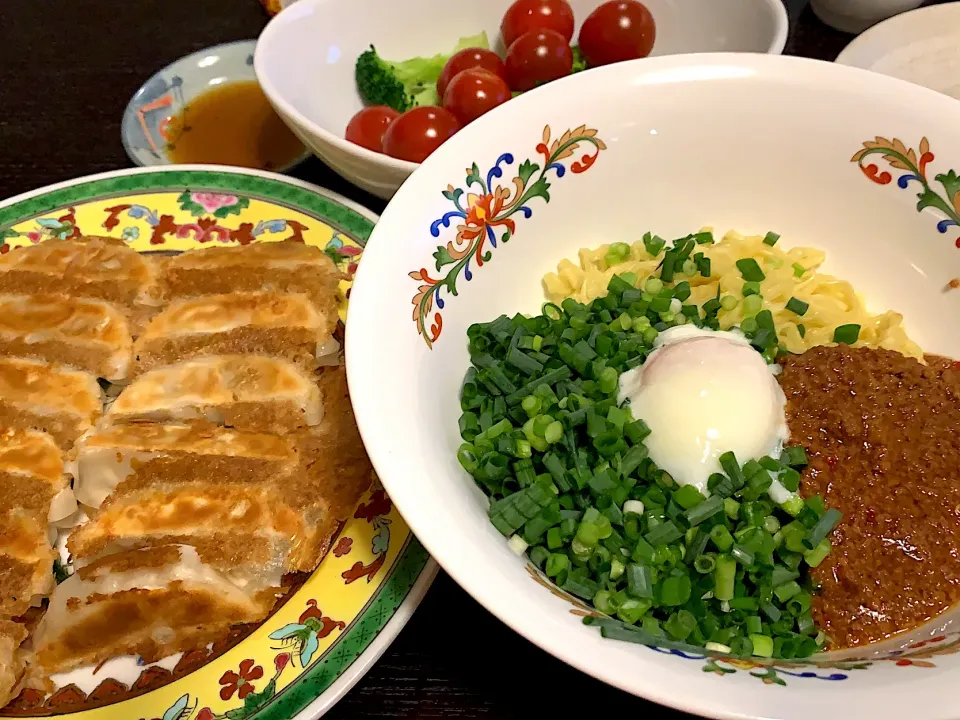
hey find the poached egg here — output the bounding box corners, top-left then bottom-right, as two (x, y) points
(618, 325), (788, 494)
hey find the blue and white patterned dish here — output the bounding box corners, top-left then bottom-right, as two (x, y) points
(121, 40), (308, 171)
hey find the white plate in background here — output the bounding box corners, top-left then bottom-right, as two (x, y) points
(835, 2), (960, 100)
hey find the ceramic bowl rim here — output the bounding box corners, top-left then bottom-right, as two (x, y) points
(253, 0), (789, 176)
(121, 39), (310, 172)
(834, 1), (960, 67)
(345, 51), (960, 720)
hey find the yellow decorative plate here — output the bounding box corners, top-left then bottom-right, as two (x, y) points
(0, 166), (436, 720)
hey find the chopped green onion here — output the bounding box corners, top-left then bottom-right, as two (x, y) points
(643, 232), (666, 257)
(521, 395), (542, 417)
(792, 262), (805, 278)
(714, 555), (736, 601)
(645, 520), (683, 547)
(781, 446), (808, 468)
(750, 634), (774, 657)
(546, 527), (563, 549)
(694, 553), (717, 574)
(690, 252), (709, 278)
(686, 495), (724, 526)
(804, 538), (832, 568)
(460, 253), (840, 659)
(627, 563), (654, 599)
(804, 508), (842, 549)
(742, 281), (761, 297)
(508, 534), (529, 554)
(742, 294), (763, 317)
(705, 641), (731, 654)
(785, 297), (809, 316)
(797, 323), (806, 338)
(660, 574), (692, 606)
(673, 485), (705, 510)
(763, 232), (780, 246)
(605, 242), (631, 267)
(774, 580), (802, 603)
(623, 499), (645, 516)
(736, 258), (766, 282)
(644, 277), (664, 295)
(833, 323), (861, 345)
(546, 553), (570, 577)
(544, 421), (564, 444)
(710, 524), (734, 552)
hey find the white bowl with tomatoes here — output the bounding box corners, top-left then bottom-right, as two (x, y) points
(255, 0), (788, 199)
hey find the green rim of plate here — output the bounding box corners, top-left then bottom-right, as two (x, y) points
(0, 169), (376, 243)
(0, 168), (430, 720)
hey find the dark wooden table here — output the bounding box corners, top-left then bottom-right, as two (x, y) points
(0, 1), (933, 717)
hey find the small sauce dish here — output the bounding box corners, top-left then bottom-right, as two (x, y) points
(122, 40), (309, 172)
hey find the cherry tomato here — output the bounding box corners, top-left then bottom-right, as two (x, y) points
(345, 106), (400, 153)
(437, 48), (507, 99)
(504, 29), (573, 92)
(382, 106), (461, 163)
(501, 0), (575, 48)
(578, 0), (656, 67)
(442, 68), (512, 126)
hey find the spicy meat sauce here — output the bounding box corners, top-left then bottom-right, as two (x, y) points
(778, 345), (960, 648)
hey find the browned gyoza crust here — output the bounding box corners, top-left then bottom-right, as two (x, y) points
(0, 294), (133, 380)
(287, 366), (373, 571)
(778, 346), (960, 648)
(132, 291), (336, 375)
(0, 358), (102, 449)
(0, 620), (27, 708)
(106, 355), (322, 433)
(0, 429), (65, 515)
(68, 485), (303, 574)
(31, 546), (272, 674)
(157, 240), (341, 314)
(0, 236), (159, 311)
(0, 513), (55, 616)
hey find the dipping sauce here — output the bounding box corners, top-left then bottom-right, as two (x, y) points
(164, 80), (303, 170)
(778, 345), (960, 648)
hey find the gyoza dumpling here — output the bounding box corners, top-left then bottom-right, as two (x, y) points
(0, 236), (160, 312)
(159, 240), (340, 316)
(287, 366), (373, 571)
(133, 291), (336, 374)
(31, 545), (273, 675)
(0, 294), (132, 381)
(70, 422), (299, 509)
(0, 620), (27, 708)
(0, 428), (74, 525)
(106, 355), (322, 432)
(0, 358), (102, 449)
(67, 485), (305, 591)
(0, 511), (55, 615)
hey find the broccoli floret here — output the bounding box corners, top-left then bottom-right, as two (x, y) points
(355, 47), (414, 112)
(355, 33), (490, 113)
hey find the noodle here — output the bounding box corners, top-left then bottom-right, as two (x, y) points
(542, 229), (921, 359)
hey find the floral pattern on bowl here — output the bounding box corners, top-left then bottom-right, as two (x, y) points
(345, 54), (960, 720)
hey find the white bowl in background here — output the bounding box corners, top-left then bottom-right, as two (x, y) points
(346, 52), (960, 719)
(811, 0), (925, 34)
(835, 2), (960, 101)
(254, 0), (788, 200)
